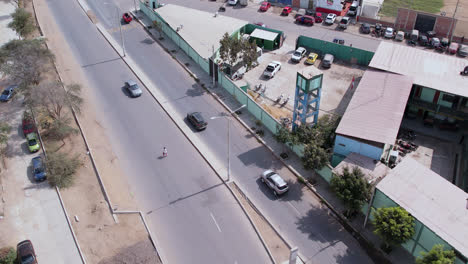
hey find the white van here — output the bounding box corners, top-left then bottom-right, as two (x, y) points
(347, 1), (359, 16)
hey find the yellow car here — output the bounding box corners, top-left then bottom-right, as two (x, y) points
(305, 53), (318, 65)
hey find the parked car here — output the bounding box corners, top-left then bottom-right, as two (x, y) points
(0, 84), (18, 102)
(228, 0), (238, 5)
(360, 23), (370, 34)
(408, 29), (419, 46)
(458, 44), (468, 57)
(448, 42), (459, 54)
(281, 6), (292, 16)
(124, 80), (142, 98)
(26, 133), (40, 153)
(261, 170), (289, 196)
(419, 35), (428, 46)
(384, 27), (394, 38)
(430, 37), (441, 49)
(263, 61), (282, 78)
(291, 47), (307, 62)
(295, 15), (314, 26)
(17, 240), (37, 264)
(305, 53), (318, 65)
(187, 112), (207, 131)
(305, 9), (315, 16)
(32, 156), (47, 182)
(395, 31), (405, 41)
(325, 13), (336, 24)
(322, 54), (334, 68)
(254, 22), (266, 27)
(339, 16), (350, 29)
(22, 118), (37, 136)
(426, 30), (436, 38)
(294, 8), (306, 18)
(259, 1), (271, 11)
(314, 12), (323, 23)
(347, 1), (359, 16)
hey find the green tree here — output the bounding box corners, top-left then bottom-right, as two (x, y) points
(45, 116), (78, 143)
(315, 115), (340, 149)
(416, 244), (455, 264)
(152, 20), (163, 39)
(0, 39), (54, 86)
(0, 247), (16, 264)
(218, 32), (258, 70)
(330, 166), (371, 217)
(8, 8), (35, 38)
(46, 152), (81, 188)
(372, 206), (415, 251)
(301, 142), (329, 170)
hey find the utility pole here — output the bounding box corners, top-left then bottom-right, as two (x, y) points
(449, 0), (460, 42)
(116, 6), (126, 57)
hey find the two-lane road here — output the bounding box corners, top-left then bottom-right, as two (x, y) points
(43, 0), (272, 263)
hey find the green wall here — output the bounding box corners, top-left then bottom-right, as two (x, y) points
(296, 36), (374, 66)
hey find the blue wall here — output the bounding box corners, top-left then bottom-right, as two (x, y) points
(333, 135), (383, 161)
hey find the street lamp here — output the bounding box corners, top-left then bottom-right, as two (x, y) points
(210, 104), (246, 182)
(115, 5), (126, 57)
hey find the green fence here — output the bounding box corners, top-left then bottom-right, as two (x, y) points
(296, 36), (374, 66)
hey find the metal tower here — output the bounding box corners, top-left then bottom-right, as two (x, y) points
(292, 67), (323, 131)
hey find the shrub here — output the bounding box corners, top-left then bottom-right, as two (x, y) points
(46, 152), (81, 188)
(0, 247), (16, 264)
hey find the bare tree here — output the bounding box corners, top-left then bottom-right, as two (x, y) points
(0, 122), (11, 158)
(152, 20), (164, 40)
(0, 39), (54, 87)
(30, 81), (83, 121)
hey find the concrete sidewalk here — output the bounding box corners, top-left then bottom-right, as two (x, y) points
(0, 100), (82, 264)
(0, 0), (18, 47)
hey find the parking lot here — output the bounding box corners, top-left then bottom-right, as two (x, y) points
(237, 42), (366, 121)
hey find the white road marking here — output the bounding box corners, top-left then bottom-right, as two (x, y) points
(210, 212), (222, 233)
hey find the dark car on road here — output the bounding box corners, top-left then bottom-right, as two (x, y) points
(360, 23), (370, 34)
(187, 112), (207, 131)
(0, 84), (18, 102)
(32, 156), (47, 182)
(17, 240), (37, 264)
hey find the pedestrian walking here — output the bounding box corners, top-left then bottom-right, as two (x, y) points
(163, 147), (167, 157)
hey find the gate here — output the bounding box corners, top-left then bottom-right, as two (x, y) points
(414, 14), (436, 33)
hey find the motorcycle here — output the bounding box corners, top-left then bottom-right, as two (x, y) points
(281, 95), (290, 106)
(276, 94), (284, 104)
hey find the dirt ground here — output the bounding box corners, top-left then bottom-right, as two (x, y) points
(26, 0), (159, 262)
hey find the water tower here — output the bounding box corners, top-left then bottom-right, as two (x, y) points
(292, 67), (323, 130)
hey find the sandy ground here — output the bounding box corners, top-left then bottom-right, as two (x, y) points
(27, 0), (159, 262)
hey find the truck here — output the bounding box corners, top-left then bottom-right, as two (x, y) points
(240, 0), (248, 6)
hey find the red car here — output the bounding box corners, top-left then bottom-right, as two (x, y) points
(281, 6), (292, 16)
(295, 15), (314, 26)
(122, 13), (132, 23)
(22, 118), (36, 136)
(314, 12), (323, 23)
(259, 1), (271, 12)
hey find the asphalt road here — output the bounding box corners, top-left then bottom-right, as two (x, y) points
(47, 0), (376, 262)
(45, 0), (272, 263)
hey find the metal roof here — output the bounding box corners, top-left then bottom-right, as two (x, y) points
(156, 4), (248, 59)
(336, 70), (413, 145)
(249, 28), (278, 42)
(377, 158), (468, 258)
(369, 42), (468, 98)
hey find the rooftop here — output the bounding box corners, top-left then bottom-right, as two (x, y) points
(335, 69), (413, 145)
(156, 4), (248, 59)
(369, 42), (468, 98)
(377, 158), (468, 258)
(333, 152), (390, 182)
(250, 28), (278, 41)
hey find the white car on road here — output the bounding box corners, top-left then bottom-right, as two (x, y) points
(261, 170), (289, 196)
(263, 61), (282, 78)
(325, 13), (336, 24)
(228, 0), (238, 5)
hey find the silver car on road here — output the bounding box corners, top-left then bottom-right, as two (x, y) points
(261, 170), (289, 196)
(125, 80), (142, 98)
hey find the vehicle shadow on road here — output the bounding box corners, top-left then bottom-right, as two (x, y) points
(237, 146), (283, 170)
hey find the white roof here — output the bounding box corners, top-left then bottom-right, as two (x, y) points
(377, 158), (468, 257)
(369, 42), (468, 98)
(333, 152), (390, 182)
(250, 28), (278, 42)
(336, 70), (413, 145)
(156, 4), (248, 59)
